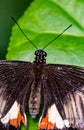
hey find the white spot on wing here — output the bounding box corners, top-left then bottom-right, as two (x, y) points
(9, 101), (20, 119)
(64, 119), (70, 127)
(48, 104), (64, 129)
(1, 101), (20, 124)
(1, 112), (9, 124)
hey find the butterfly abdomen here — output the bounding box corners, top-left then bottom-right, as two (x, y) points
(29, 82), (41, 118)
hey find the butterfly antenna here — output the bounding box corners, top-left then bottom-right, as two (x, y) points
(11, 17), (38, 50)
(42, 24), (72, 50)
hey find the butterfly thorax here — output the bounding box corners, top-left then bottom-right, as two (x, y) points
(34, 49), (47, 64)
(33, 50), (47, 79)
(29, 50), (47, 118)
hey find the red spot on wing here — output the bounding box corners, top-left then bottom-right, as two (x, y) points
(9, 119), (18, 127)
(47, 122), (55, 129)
(18, 112), (26, 126)
(38, 115), (48, 129)
(38, 115), (55, 130)
(9, 112), (26, 128)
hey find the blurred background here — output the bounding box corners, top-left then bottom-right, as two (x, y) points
(0, 0), (33, 59)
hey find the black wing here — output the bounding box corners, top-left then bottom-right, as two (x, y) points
(42, 64), (84, 130)
(0, 60), (33, 118)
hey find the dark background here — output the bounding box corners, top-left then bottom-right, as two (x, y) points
(0, 0), (33, 59)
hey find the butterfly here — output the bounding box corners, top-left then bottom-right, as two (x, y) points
(0, 18), (84, 130)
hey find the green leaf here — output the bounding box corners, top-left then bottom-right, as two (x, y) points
(7, 0), (84, 129)
(7, 0), (84, 66)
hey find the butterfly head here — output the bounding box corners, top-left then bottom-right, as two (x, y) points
(34, 50), (47, 63)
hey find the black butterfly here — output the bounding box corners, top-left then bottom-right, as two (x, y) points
(0, 19), (84, 130)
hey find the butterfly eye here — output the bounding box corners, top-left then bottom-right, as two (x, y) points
(43, 51), (47, 57)
(35, 50), (40, 56)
